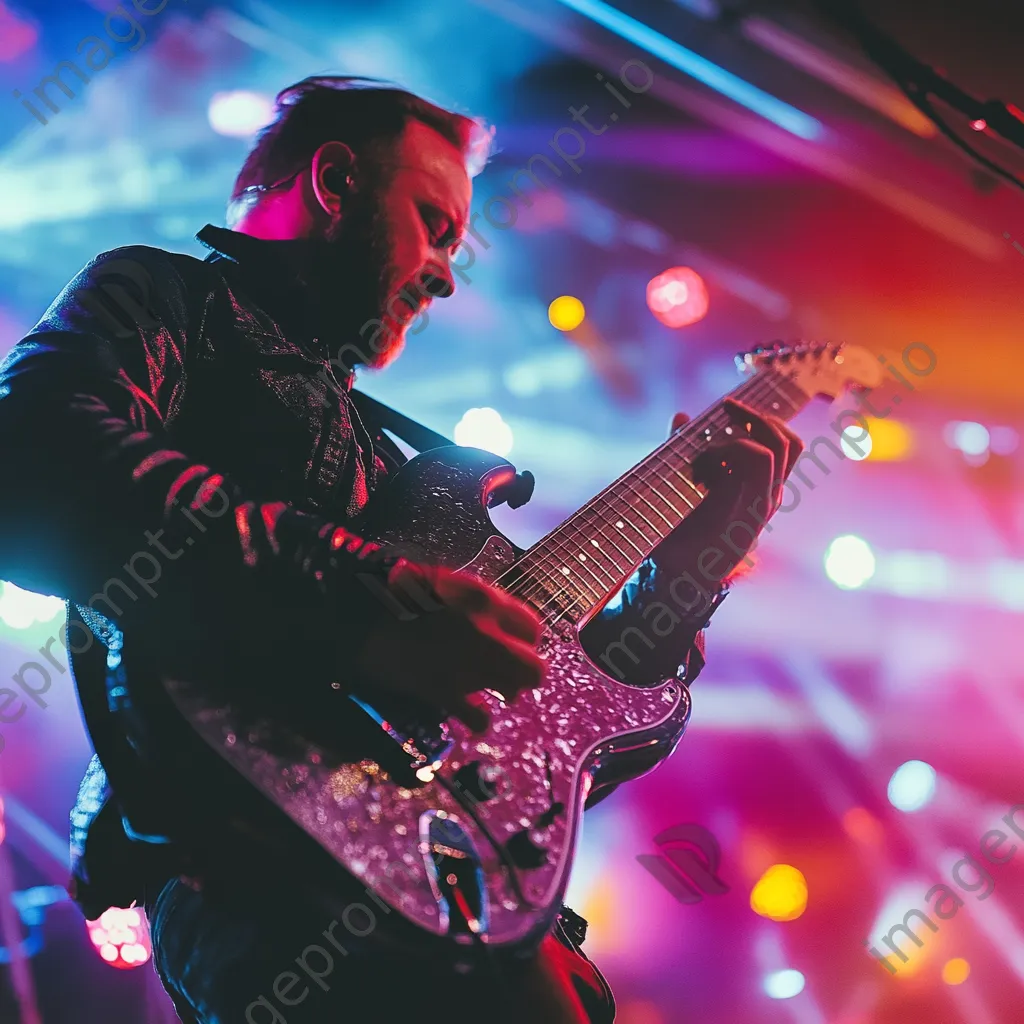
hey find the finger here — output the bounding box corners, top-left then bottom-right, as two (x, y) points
(723, 400), (790, 499)
(775, 420), (804, 481)
(462, 621), (545, 699)
(669, 411), (690, 435)
(487, 588), (542, 645)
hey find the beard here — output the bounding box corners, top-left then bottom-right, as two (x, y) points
(312, 196), (407, 371)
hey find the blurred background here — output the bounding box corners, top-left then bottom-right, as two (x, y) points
(0, 0), (1021, 1020)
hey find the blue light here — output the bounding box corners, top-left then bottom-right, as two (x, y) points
(552, 0), (823, 139)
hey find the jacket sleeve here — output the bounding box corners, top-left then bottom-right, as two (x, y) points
(0, 247), (390, 683)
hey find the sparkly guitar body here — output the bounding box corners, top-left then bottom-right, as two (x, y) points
(166, 444), (692, 954)
(162, 342), (881, 957)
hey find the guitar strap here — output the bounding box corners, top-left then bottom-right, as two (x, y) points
(349, 389), (455, 455)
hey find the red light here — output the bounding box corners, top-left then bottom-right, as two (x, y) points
(646, 267), (709, 328)
(86, 907), (152, 970)
(970, 119), (987, 132)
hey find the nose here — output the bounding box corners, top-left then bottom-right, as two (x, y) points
(421, 259), (455, 300)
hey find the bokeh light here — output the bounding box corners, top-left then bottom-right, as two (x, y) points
(887, 760), (937, 812)
(750, 864), (808, 922)
(824, 535), (876, 589)
(942, 958), (971, 985)
(840, 423), (872, 461)
(842, 807), (885, 846)
(646, 267), (709, 328)
(86, 907), (152, 970)
(208, 91), (276, 138)
(454, 407), (514, 456)
(943, 420), (990, 456)
(763, 969), (806, 999)
(547, 295), (586, 331)
(862, 418), (912, 461)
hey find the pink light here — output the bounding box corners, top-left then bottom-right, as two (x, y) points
(87, 906), (152, 970)
(970, 118), (988, 132)
(646, 267), (710, 328)
(0, 4), (37, 63)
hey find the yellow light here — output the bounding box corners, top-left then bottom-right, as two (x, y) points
(548, 295), (585, 331)
(864, 417), (912, 461)
(750, 864), (808, 921)
(942, 958), (971, 985)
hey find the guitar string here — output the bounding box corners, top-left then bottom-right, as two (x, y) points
(494, 369), (798, 626)
(499, 371), (786, 621)
(523, 368), (803, 627)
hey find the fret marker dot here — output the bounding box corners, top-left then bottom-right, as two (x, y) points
(591, 539), (600, 548)
(578, 553), (587, 561)
(725, 426), (733, 435)
(772, 402), (780, 410)
(561, 566), (571, 575)
(615, 521), (624, 529)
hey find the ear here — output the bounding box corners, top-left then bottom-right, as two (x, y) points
(310, 141), (357, 218)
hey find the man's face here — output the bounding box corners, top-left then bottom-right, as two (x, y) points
(325, 119), (471, 369)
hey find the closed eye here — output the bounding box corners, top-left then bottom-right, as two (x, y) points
(421, 204), (459, 253)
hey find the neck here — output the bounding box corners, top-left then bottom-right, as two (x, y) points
(502, 366), (810, 625)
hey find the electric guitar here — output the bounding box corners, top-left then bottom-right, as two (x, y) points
(161, 342), (881, 956)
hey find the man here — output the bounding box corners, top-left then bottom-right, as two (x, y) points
(0, 77), (801, 1022)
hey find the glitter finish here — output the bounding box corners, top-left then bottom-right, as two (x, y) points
(164, 446), (693, 952)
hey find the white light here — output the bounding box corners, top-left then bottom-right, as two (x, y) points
(208, 91), (276, 138)
(0, 581), (64, 630)
(764, 969), (805, 999)
(453, 408), (514, 456)
(944, 420), (990, 456)
(840, 424), (872, 460)
(824, 535), (876, 589)
(888, 759), (937, 812)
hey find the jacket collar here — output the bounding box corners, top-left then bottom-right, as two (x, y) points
(195, 224), (356, 390)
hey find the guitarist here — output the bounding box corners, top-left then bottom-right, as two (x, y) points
(0, 77), (802, 1023)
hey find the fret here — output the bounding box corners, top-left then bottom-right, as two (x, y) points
(511, 361), (815, 623)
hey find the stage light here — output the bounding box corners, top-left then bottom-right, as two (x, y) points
(942, 958), (971, 985)
(548, 296), (586, 331)
(208, 91), (276, 138)
(943, 420), (990, 456)
(887, 760), (936, 812)
(842, 807), (884, 847)
(840, 424), (872, 461)
(550, 0), (823, 139)
(0, 581), (63, 630)
(863, 418), (912, 461)
(646, 267), (709, 328)
(763, 968), (805, 999)
(750, 864), (808, 922)
(824, 535), (875, 589)
(0, 4), (37, 63)
(454, 408), (514, 456)
(86, 907), (152, 970)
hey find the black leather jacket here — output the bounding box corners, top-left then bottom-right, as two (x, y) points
(0, 224), (709, 916)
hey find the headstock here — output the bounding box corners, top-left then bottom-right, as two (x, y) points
(736, 341), (883, 401)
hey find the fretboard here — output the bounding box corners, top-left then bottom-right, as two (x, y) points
(505, 365), (810, 624)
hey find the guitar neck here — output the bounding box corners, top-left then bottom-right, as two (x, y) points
(509, 365), (811, 623)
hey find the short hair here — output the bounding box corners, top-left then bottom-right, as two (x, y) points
(230, 76), (492, 205)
